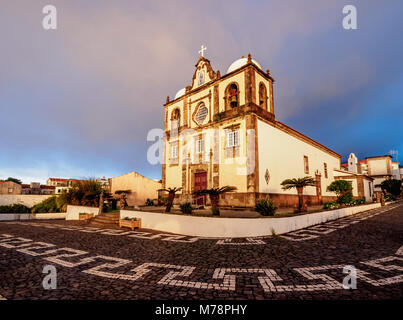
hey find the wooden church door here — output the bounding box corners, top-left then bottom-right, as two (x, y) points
(194, 172), (207, 206)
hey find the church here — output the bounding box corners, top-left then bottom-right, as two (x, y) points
(162, 51), (341, 207)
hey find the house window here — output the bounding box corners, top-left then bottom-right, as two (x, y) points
(226, 130), (239, 148)
(304, 156), (309, 174)
(196, 103), (208, 125)
(196, 138), (205, 154)
(225, 129), (240, 158)
(324, 163), (328, 178)
(8, 188), (13, 193)
(259, 83), (268, 109)
(225, 83), (239, 109)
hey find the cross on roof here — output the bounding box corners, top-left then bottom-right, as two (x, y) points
(198, 45), (207, 57)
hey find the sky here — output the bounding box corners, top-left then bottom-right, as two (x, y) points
(1, 0), (402, 184)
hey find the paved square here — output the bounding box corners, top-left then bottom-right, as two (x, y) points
(0, 203), (402, 300)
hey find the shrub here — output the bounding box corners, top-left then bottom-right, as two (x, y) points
(323, 202), (340, 210)
(338, 192), (353, 204)
(385, 194), (396, 202)
(179, 202), (193, 214)
(327, 180), (353, 204)
(31, 196), (60, 213)
(377, 179), (402, 197)
(123, 217), (138, 221)
(255, 199), (278, 216)
(350, 198), (365, 206)
(0, 204), (31, 213)
(145, 198), (154, 206)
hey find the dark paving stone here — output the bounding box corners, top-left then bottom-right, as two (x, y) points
(0, 203), (402, 300)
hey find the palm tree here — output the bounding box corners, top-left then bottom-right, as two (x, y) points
(281, 176), (316, 213)
(158, 187), (182, 212)
(115, 190), (132, 209)
(193, 186), (237, 216)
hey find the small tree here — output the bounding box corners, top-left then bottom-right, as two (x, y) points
(115, 190), (132, 210)
(281, 176), (316, 213)
(327, 180), (353, 204)
(193, 186), (237, 216)
(6, 177), (22, 185)
(158, 187), (182, 212)
(376, 179), (402, 197)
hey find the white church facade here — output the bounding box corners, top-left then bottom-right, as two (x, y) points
(162, 53), (342, 207)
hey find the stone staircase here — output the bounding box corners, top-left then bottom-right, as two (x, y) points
(88, 212), (120, 228)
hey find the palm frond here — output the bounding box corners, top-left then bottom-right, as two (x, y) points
(281, 176), (316, 190)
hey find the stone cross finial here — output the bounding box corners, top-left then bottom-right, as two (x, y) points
(199, 45), (207, 57)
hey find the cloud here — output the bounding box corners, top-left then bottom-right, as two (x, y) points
(1, 0), (402, 183)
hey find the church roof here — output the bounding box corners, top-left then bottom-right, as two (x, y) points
(227, 57), (262, 74)
(174, 88), (186, 100)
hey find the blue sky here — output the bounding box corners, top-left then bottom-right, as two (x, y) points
(1, 0), (402, 183)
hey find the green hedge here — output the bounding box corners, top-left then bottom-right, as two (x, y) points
(0, 204), (31, 213)
(31, 196), (61, 213)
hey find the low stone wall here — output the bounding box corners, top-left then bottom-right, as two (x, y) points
(65, 205), (99, 220)
(121, 203), (382, 238)
(0, 194), (53, 207)
(0, 213), (67, 221)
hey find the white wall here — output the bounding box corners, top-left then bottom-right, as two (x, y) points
(65, 205), (99, 220)
(0, 213), (66, 221)
(0, 195), (53, 207)
(121, 203), (381, 238)
(258, 120), (340, 196)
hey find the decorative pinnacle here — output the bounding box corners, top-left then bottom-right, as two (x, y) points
(166, 96), (170, 104)
(247, 53), (252, 63)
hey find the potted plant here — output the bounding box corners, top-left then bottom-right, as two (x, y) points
(119, 217), (141, 230)
(79, 212), (94, 221)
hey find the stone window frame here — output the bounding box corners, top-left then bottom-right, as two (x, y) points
(195, 102), (208, 125)
(224, 82), (240, 110)
(258, 82), (268, 110)
(225, 124), (241, 159)
(170, 108), (181, 131)
(303, 155), (309, 174)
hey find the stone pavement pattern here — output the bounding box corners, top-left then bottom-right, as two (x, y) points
(0, 203), (402, 300)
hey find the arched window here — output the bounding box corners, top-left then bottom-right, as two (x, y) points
(195, 103), (208, 125)
(225, 83), (239, 109)
(259, 83), (268, 110)
(171, 108), (180, 130)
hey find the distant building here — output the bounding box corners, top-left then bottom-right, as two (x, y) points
(109, 171), (161, 206)
(47, 177), (109, 194)
(341, 153), (400, 192)
(96, 176), (109, 188)
(46, 178), (80, 187)
(21, 183), (55, 195)
(0, 181), (22, 195)
(333, 169), (374, 202)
